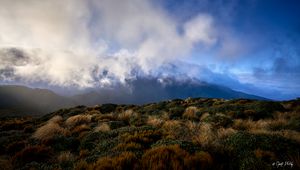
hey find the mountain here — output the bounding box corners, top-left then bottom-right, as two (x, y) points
(72, 77), (267, 105)
(0, 85), (76, 116)
(0, 78), (267, 116)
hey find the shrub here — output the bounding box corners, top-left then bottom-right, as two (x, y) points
(57, 151), (75, 169)
(161, 120), (190, 140)
(140, 145), (188, 170)
(113, 142), (143, 152)
(146, 116), (163, 127)
(254, 149), (276, 162)
(192, 123), (217, 148)
(183, 106), (199, 121)
(108, 121), (127, 129)
(94, 123), (111, 132)
(152, 139), (200, 154)
(44, 135), (79, 152)
(168, 107), (185, 119)
(33, 118), (68, 141)
(118, 109), (136, 122)
(184, 151), (213, 170)
(74, 160), (89, 170)
(6, 141), (27, 155)
(203, 113), (233, 127)
(65, 115), (92, 128)
(97, 104), (118, 113)
(12, 145), (53, 168)
(92, 151), (138, 170)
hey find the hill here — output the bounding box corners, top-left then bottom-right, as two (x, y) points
(0, 85), (76, 116)
(0, 98), (299, 169)
(72, 77), (267, 105)
(0, 79), (267, 116)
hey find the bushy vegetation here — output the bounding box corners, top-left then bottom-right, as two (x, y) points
(0, 98), (299, 169)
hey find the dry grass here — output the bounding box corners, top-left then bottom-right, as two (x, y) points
(118, 109), (137, 122)
(72, 124), (90, 134)
(192, 123), (217, 148)
(57, 151), (74, 163)
(200, 113), (210, 121)
(183, 106), (198, 120)
(48, 115), (64, 124)
(33, 116), (68, 140)
(161, 120), (188, 139)
(94, 123), (111, 132)
(216, 127), (237, 140)
(233, 117), (289, 133)
(65, 115), (92, 128)
(0, 158), (13, 170)
(147, 116), (163, 127)
(254, 149), (276, 161)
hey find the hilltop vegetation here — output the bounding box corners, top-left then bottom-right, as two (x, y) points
(0, 98), (300, 170)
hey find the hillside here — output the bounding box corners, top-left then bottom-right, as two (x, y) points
(0, 98), (299, 169)
(0, 85), (76, 116)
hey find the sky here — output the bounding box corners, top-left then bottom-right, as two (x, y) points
(0, 0), (299, 100)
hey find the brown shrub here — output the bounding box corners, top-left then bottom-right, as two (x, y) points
(254, 149), (276, 162)
(6, 141), (27, 155)
(161, 120), (189, 139)
(183, 106), (198, 120)
(94, 113), (116, 122)
(57, 151), (74, 163)
(94, 123), (110, 132)
(0, 158), (13, 170)
(65, 114), (92, 128)
(92, 152), (138, 170)
(72, 124), (91, 135)
(113, 142), (143, 152)
(192, 123), (217, 148)
(118, 109), (137, 122)
(184, 151), (213, 170)
(146, 116), (164, 127)
(217, 127), (237, 140)
(140, 145), (188, 170)
(200, 112), (210, 121)
(74, 160), (90, 170)
(33, 117), (68, 141)
(12, 145), (53, 167)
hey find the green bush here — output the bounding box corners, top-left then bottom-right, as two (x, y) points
(203, 113), (233, 127)
(168, 107), (185, 119)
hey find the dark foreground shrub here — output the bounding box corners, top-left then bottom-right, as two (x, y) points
(140, 145), (188, 170)
(92, 151), (138, 170)
(12, 145), (53, 168)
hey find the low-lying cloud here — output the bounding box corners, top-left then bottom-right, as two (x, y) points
(0, 0), (217, 88)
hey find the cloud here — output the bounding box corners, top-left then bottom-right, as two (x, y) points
(0, 0), (217, 88)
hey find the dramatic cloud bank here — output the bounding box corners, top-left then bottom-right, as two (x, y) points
(0, 0), (217, 88)
(0, 0), (299, 100)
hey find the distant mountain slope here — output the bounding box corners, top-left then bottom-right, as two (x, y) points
(72, 77), (267, 105)
(0, 78), (267, 116)
(0, 85), (76, 116)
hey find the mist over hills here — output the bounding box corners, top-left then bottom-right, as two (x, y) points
(0, 77), (266, 116)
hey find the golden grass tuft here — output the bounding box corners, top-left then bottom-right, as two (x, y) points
(94, 123), (111, 132)
(185, 151), (213, 170)
(192, 123), (217, 148)
(183, 106), (198, 120)
(57, 151), (74, 163)
(146, 116), (164, 127)
(217, 127), (237, 140)
(65, 114), (92, 128)
(33, 116), (68, 140)
(118, 109), (137, 122)
(92, 152), (138, 170)
(72, 124), (90, 134)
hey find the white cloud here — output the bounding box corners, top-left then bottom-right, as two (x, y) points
(0, 0), (217, 88)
